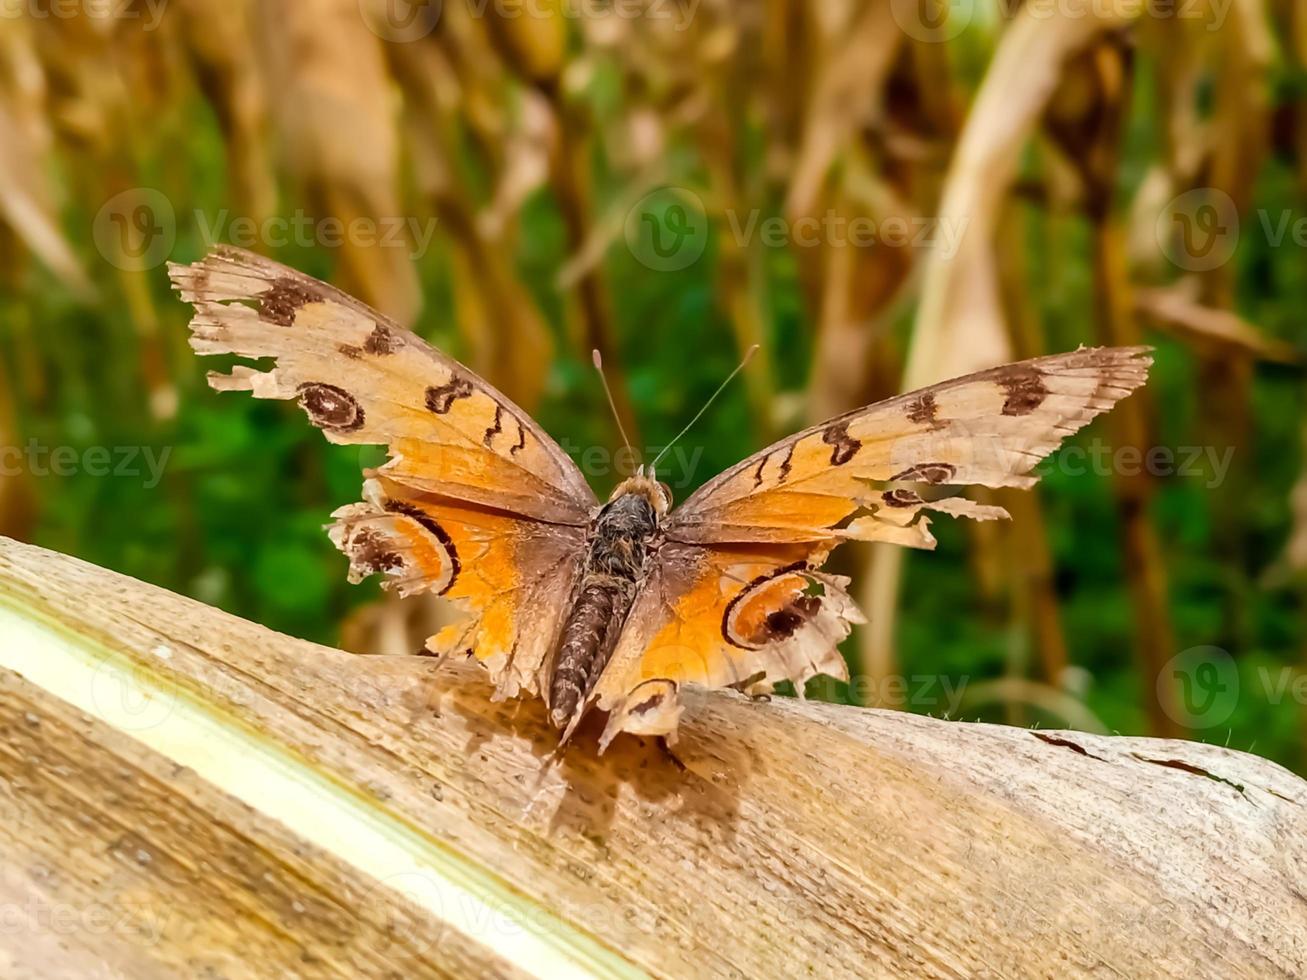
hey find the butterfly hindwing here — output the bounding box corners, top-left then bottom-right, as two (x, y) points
(330, 477), (586, 700)
(590, 539), (864, 748)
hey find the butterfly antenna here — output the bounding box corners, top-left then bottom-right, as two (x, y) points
(592, 349), (637, 464)
(650, 344), (759, 473)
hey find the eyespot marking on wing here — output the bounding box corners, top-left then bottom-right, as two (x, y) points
(821, 421), (861, 466)
(882, 489), (924, 508)
(425, 375), (475, 414)
(297, 383), (365, 432)
(889, 462), (957, 485)
(722, 563), (817, 650)
(381, 500), (461, 594)
(999, 366), (1049, 416)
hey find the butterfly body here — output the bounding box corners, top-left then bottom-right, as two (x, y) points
(170, 246), (1152, 751)
(550, 477), (669, 730)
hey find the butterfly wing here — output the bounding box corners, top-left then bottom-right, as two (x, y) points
(590, 539), (863, 750)
(591, 347), (1151, 745)
(170, 246), (598, 699)
(665, 346), (1152, 547)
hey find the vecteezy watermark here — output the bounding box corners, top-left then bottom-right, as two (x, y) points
(1257, 667), (1307, 709)
(1045, 439), (1235, 490)
(361, 870), (448, 959)
(1154, 188), (1307, 270)
(1155, 187), (1241, 272)
(890, 0), (1229, 44)
(0, 442), (171, 489)
(357, 0), (698, 42)
(557, 439), (704, 489)
(91, 188), (441, 271)
(466, 0), (698, 27)
(845, 673), (969, 714)
(725, 209), (969, 259)
(357, 0), (441, 41)
(1, 0), (170, 31)
(0, 898), (167, 945)
(1162, 648), (1307, 730)
(886, 434), (1235, 490)
(889, 0), (978, 44)
(90, 653), (180, 733)
(194, 210), (440, 262)
(623, 186), (967, 272)
(1161, 646), (1239, 729)
(93, 188), (178, 273)
(624, 187), (709, 272)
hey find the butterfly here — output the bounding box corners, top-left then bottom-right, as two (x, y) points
(170, 246), (1151, 751)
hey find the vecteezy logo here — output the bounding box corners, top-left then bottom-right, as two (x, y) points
(1156, 188), (1239, 272)
(89, 657), (178, 733)
(92, 188), (176, 272)
(624, 187), (708, 272)
(361, 870), (448, 959)
(889, 0), (976, 44)
(1160, 645), (1239, 729)
(358, 0), (441, 42)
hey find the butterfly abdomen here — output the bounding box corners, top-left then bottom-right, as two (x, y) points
(549, 492), (658, 729)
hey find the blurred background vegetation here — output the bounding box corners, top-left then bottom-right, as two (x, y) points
(1, 0), (1306, 769)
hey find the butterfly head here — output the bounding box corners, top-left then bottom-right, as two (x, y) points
(609, 467), (672, 516)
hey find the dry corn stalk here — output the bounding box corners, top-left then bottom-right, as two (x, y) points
(0, 537), (1305, 977)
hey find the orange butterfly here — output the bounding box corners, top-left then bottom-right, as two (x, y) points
(170, 246), (1150, 750)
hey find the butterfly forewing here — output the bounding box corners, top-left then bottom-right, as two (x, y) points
(664, 346), (1152, 548)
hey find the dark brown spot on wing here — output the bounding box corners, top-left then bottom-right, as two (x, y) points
(727, 670), (769, 695)
(338, 325), (398, 360)
(999, 367), (1049, 416)
(778, 443), (795, 483)
(754, 444), (797, 489)
(483, 405), (504, 449)
(882, 489), (923, 508)
(425, 375), (475, 414)
(509, 420), (526, 456)
(260, 277), (324, 326)
(821, 421), (862, 466)
(889, 462), (957, 485)
(363, 324), (399, 355)
(350, 528), (403, 574)
(297, 383), (365, 432)
(906, 392), (941, 428)
(760, 595), (820, 643)
(630, 691), (666, 716)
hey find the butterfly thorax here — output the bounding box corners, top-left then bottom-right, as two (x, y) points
(548, 480), (666, 729)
